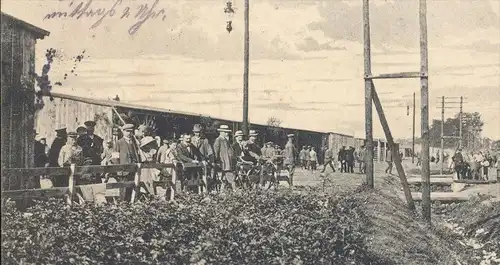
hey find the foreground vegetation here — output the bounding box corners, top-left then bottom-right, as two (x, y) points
(2, 180), (497, 265)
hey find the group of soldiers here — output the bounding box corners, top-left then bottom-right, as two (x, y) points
(34, 121), (105, 186)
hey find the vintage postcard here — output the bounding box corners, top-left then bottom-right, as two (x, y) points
(1, 0), (499, 264)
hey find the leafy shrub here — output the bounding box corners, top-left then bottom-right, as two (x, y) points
(1, 188), (382, 265)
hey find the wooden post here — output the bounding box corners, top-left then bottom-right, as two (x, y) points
(242, 0), (250, 137)
(202, 164), (208, 194)
(419, 0), (431, 225)
(67, 164), (76, 205)
(363, 0), (374, 188)
(459, 96), (463, 149)
(412, 92), (416, 164)
(170, 165), (177, 201)
(130, 163), (141, 203)
(440, 96), (444, 175)
(372, 85), (415, 211)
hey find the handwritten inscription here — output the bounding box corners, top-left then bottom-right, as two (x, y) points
(43, 0), (167, 35)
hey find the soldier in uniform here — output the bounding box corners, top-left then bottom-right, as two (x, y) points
(283, 134), (297, 187)
(192, 124), (215, 184)
(47, 128), (67, 168)
(77, 121), (104, 166)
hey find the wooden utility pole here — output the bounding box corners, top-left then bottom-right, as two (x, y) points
(363, 0), (374, 188)
(412, 92), (416, 164)
(419, 0), (431, 225)
(440, 96), (444, 175)
(459, 96), (463, 148)
(242, 0), (250, 136)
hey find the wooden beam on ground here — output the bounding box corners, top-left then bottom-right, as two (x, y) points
(453, 179), (497, 184)
(409, 192), (470, 202)
(371, 83), (416, 211)
(366, 72), (422, 80)
(407, 177), (453, 185)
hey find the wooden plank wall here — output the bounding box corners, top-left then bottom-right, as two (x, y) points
(1, 20), (37, 190)
(35, 98), (113, 146)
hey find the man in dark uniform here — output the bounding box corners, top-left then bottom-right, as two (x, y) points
(47, 128), (67, 167)
(77, 120), (104, 165)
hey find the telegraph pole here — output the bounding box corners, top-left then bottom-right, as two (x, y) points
(412, 92), (416, 164)
(459, 96), (463, 148)
(363, 0), (374, 188)
(419, 0), (431, 225)
(440, 96), (444, 175)
(242, 0), (250, 136)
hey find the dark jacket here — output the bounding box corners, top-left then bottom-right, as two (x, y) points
(77, 134), (104, 165)
(47, 137), (66, 167)
(176, 142), (203, 164)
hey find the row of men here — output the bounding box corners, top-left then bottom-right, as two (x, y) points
(35, 123), (299, 192)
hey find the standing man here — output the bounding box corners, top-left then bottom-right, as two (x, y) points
(47, 128), (67, 167)
(299, 146), (308, 170)
(321, 146), (335, 175)
(309, 147), (318, 172)
(283, 134), (297, 187)
(338, 146), (346, 173)
(191, 124), (214, 163)
(213, 125), (235, 191)
(232, 130), (245, 157)
(452, 149), (464, 180)
(385, 146), (393, 175)
(358, 145), (366, 174)
(112, 124), (140, 201)
(58, 132), (86, 185)
(346, 146), (355, 173)
(156, 139), (171, 164)
(176, 134), (204, 192)
(77, 121), (104, 166)
(247, 130), (262, 157)
(34, 136), (48, 168)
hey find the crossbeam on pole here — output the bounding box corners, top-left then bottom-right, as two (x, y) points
(365, 71), (423, 79)
(442, 136), (461, 139)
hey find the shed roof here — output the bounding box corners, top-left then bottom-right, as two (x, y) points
(49, 92), (332, 135)
(1, 12), (50, 39)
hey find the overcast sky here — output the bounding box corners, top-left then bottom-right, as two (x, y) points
(3, 0), (500, 139)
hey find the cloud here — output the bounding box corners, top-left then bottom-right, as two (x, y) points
(299, 78), (351, 82)
(296, 37), (346, 52)
(446, 40), (500, 54)
(309, 0), (499, 50)
(253, 102), (331, 112)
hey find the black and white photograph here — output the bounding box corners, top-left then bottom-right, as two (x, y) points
(1, 0), (499, 264)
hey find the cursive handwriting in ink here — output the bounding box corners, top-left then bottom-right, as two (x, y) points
(128, 0), (167, 35)
(43, 0), (168, 35)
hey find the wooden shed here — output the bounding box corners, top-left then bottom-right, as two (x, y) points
(1, 13), (50, 190)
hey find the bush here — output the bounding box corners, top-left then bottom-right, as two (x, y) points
(1, 188), (382, 265)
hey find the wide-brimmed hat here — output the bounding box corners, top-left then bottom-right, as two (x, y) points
(193, 124), (202, 132)
(235, 130), (244, 137)
(68, 132), (78, 138)
(217, 125), (231, 132)
(287, 133), (294, 138)
(140, 136), (156, 148)
(84, 121), (96, 127)
(249, 130), (258, 137)
(121, 124), (135, 131)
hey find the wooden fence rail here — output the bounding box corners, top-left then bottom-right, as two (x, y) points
(1, 162), (203, 204)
